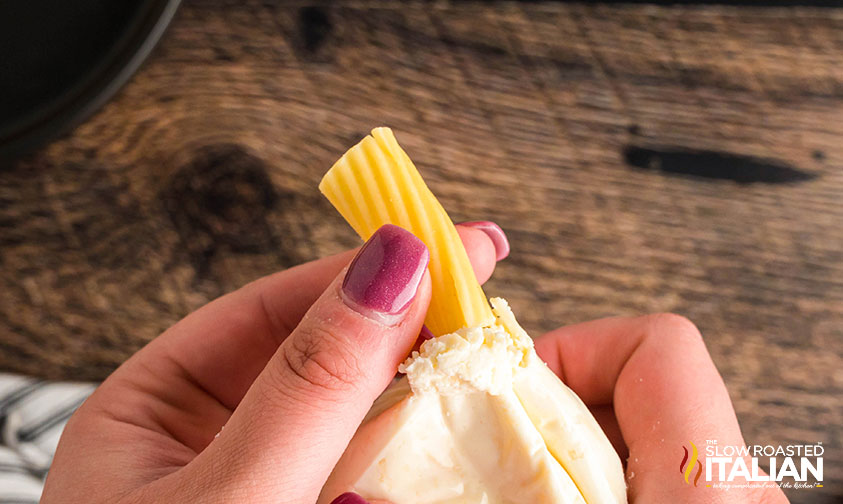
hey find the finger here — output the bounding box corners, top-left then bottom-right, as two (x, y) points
(250, 224), (497, 343)
(534, 314), (756, 501)
(150, 222), (500, 411)
(252, 223), (496, 332)
(455, 224), (501, 281)
(457, 220), (510, 260)
(182, 225), (432, 503)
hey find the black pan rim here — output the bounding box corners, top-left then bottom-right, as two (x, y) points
(0, 0), (183, 162)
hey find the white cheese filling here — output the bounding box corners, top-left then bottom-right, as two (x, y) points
(399, 298), (534, 395)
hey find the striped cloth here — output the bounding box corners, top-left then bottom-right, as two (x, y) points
(0, 374), (96, 503)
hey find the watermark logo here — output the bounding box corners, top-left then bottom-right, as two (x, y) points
(678, 440), (824, 490)
(680, 441), (703, 486)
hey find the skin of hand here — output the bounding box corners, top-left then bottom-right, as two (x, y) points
(41, 223), (499, 504)
(534, 317), (790, 504)
(42, 222), (789, 504)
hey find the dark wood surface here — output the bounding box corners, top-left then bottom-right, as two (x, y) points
(1, 1), (841, 501)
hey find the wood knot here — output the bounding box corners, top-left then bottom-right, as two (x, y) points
(163, 144), (278, 270)
(297, 6), (333, 56)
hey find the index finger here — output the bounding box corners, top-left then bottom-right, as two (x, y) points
(534, 314), (760, 502)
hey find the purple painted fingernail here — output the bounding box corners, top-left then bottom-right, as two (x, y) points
(458, 221), (510, 260)
(330, 492), (370, 504)
(342, 224), (429, 324)
(419, 325), (435, 341)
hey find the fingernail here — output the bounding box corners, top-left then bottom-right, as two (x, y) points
(330, 492), (370, 504)
(458, 221), (510, 260)
(419, 325), (435, 341)
(342, 224), (429, 323)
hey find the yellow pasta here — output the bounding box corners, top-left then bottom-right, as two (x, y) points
(319, 127), (495, 335)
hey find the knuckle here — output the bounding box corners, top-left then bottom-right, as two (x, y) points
(278, 326), (365, 394)
(645, 312), (703, 344)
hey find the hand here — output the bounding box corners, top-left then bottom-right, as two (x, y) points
(43, 220), (787, 504)
(41, 223), (502, 504)
(534, 315), (790, 503)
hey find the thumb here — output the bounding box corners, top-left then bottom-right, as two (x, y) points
(183, 224), (430, 503)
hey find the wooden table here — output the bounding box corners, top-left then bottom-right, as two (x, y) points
(1, 1), (841, 501)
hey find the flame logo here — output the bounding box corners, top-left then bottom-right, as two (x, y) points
(680, 441), (703, 486)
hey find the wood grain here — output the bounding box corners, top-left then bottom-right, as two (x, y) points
(1, 1), (841, 500)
